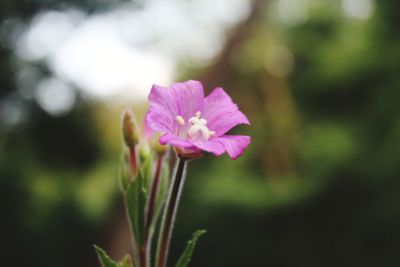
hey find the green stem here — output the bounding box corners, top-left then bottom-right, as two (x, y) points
(140, 245), (147, 267)
(124, 199), (141, 267)
(156, 157), (187, 267)
(146, 154), (164, 232)
(143, 154), (164, 267)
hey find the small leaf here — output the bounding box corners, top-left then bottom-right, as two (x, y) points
(117, 254), (133, 267)
(126, 171), (147, 246)
(93, 245), (118, 267)
(175, 230), (206, 267)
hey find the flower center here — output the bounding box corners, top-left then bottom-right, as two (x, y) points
(175, 111), (215, 141)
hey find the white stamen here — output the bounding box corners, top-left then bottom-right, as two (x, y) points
(195, 111), (201, 118)
(209, 131), (216, 136)
(176, 115), (185, 125)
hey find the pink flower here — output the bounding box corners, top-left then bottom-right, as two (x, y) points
(145, 80), (251, 159)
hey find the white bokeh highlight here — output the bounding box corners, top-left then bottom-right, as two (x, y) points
(342, 0), (374, 20)
(35, 77), (76, 116)
(15, 0), (251, 103)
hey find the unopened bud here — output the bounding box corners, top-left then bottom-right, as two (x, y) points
(138, 141), (152, 164)
(122, 109), (139, 148)
(155, 140), (168, 156)
(138, 142), (153, 187)
(119, 148), (131, 191)
(150, 133), (169, 156)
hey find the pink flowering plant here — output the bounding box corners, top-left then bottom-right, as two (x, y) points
(94, 80), (251, 267)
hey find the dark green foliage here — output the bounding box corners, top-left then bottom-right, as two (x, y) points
(28, 103), (102, 170)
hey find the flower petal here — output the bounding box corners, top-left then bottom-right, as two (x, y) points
(146, 80), (205, 134)
(217, 135), (251, 160)
(159, 133), (194, 148)
(191, 139), (225, 156)
(143, 118), (154, 140)
(202, 87), (250, 136)
(169, 80), (205, 119)
(146, 84), (179, 133)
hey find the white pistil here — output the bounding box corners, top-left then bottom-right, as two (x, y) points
(187, 112), (214, 140)
(176, 115), (185, 125)
(188, 124), (201, 137)
(189, 117), (198, 125)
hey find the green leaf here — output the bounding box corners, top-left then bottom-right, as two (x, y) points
(93, 245), (118, 267)
(117, 254), (133, 267)
(175, 230), (206, 267)
(126, 171), (147, 246)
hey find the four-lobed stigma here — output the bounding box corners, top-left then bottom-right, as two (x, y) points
(176, 111), (215, 141)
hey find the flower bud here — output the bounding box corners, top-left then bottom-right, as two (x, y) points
(138, 141), (153, 188)
(152, 133), (169, 156)
(122, 109), (139, 148)
(119, 148), (131, 192)
(138, 141), (152, 164)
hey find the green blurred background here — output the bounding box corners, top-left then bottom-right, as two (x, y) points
(1, 0), (400, 266)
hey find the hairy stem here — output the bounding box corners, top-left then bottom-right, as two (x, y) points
(156, 157), (187, 267)
(146, 154), (164, 231)
(124, 199), (141, 267)
(144, 154), (165, 267)
(139, 245), (147, 267)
